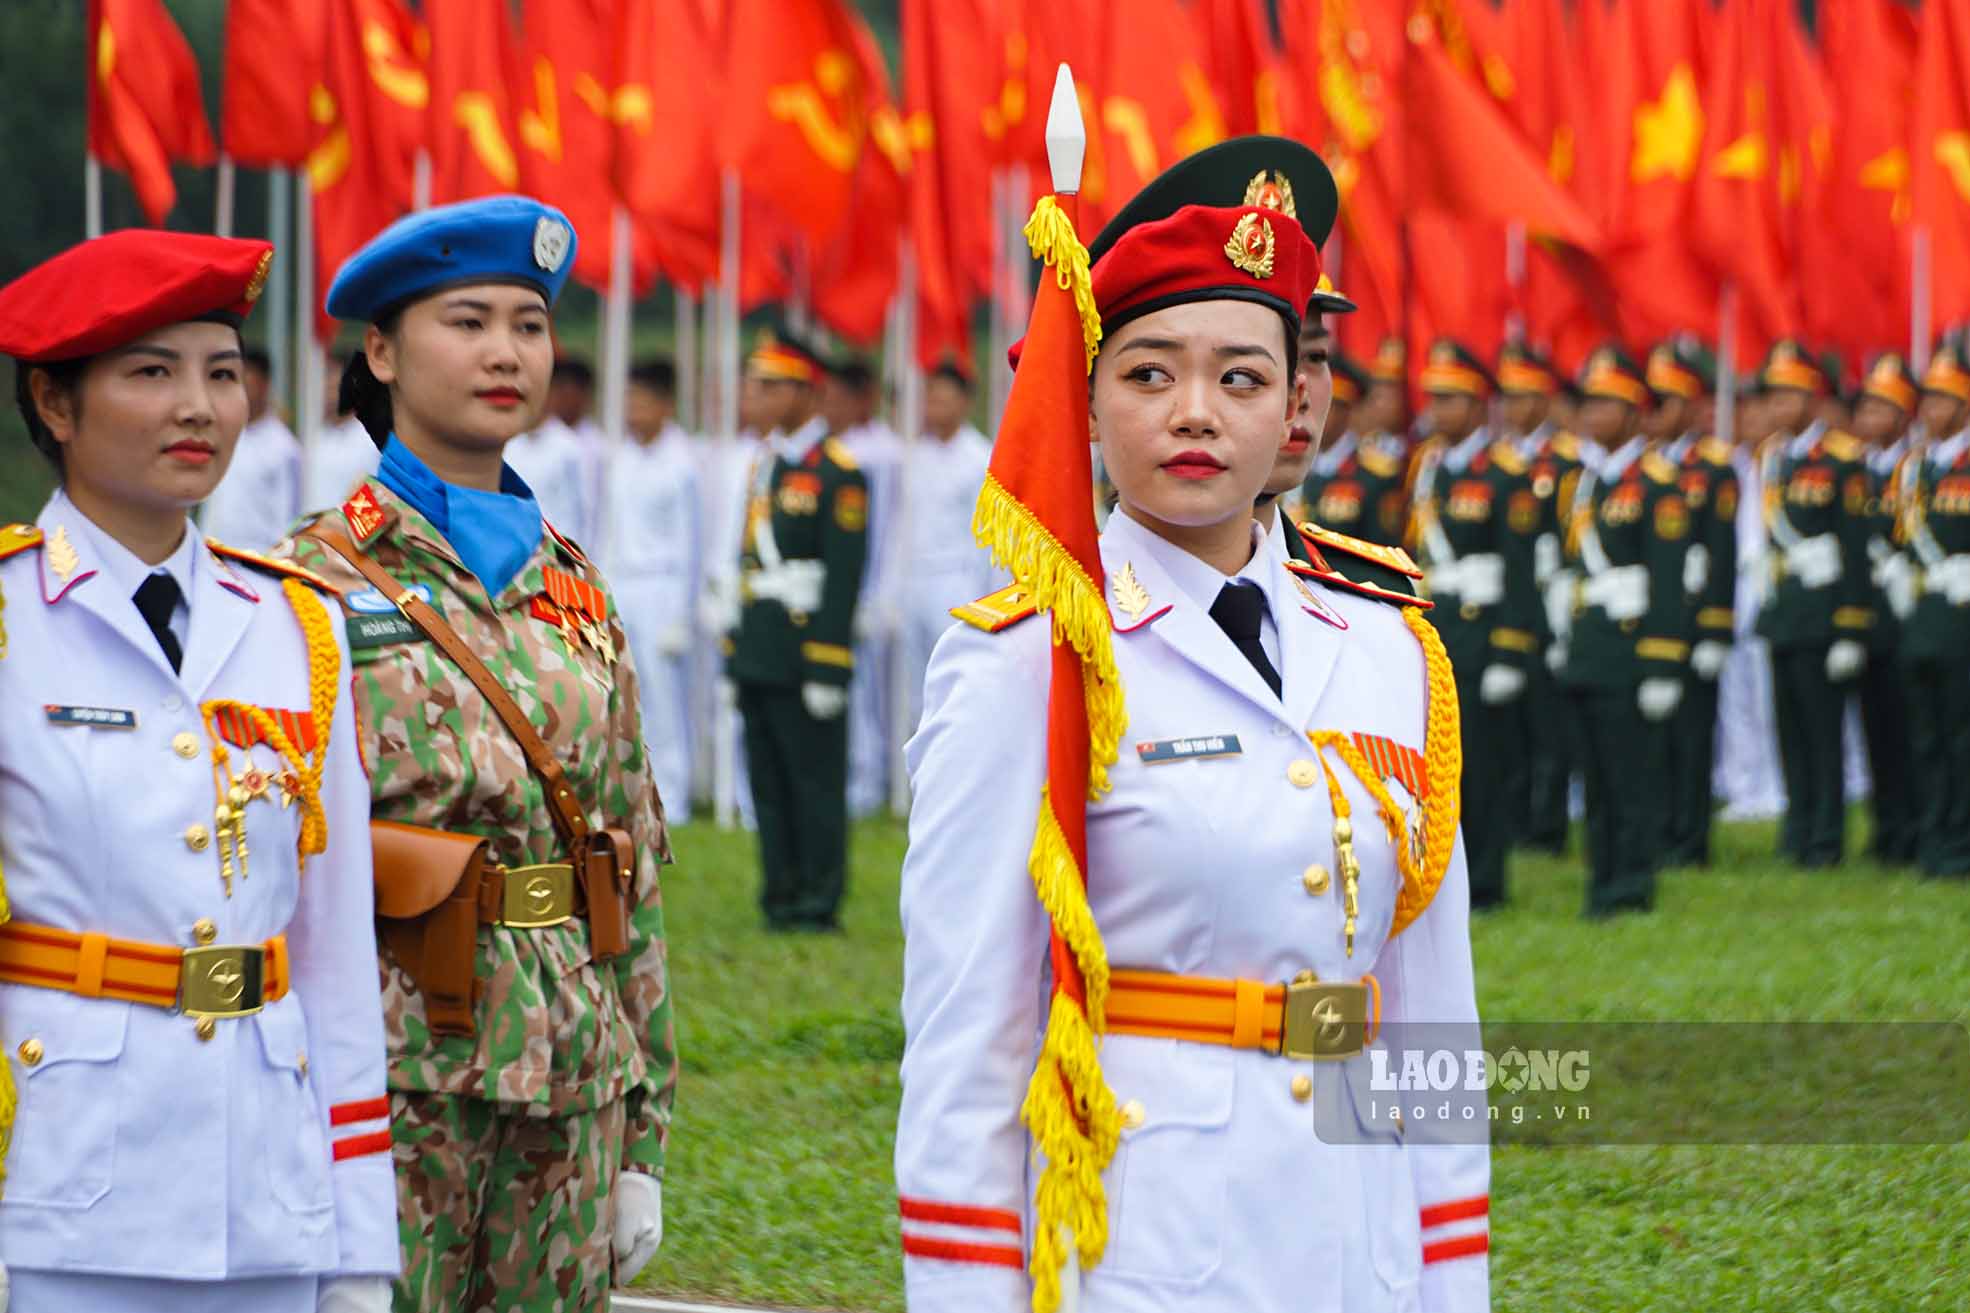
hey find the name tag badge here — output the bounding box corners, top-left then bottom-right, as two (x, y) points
(346, 612), (426, 651)
(1137, 734), (1242, 765)
(45, 704), (138, 730)
(346, 584), (433, 615)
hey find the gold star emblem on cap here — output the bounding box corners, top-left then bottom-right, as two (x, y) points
(1243, 170), (1298, 219)
(1224, 213), (1276, 278)
(1431, 342), (1457, 366)
(1873, 354), (1904, 379)
(245, 251), (272, 304)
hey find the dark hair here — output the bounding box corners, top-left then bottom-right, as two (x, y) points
(243, 345), (272, 374)
(929, 362), (974, 394)
(831, 359), (875, 392)
(340, 309), (403, 449)
(13, 355), (86, 470)
(553, 356), (595, 388)
(630, 356), (677, 396)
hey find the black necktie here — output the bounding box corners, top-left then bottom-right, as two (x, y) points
(133, 572), (184, 673)
(1209, 581), (1281, 700)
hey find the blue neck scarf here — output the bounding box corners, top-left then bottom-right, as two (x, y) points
(378, 435), (542, 597)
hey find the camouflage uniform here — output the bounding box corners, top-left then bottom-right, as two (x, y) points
(282, 480), (676, 1312)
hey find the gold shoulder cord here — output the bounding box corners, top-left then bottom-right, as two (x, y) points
(196, 579), (339, 895)
(1306, 607), (1463, 952)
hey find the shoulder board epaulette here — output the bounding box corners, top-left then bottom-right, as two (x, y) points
(1551, 431), (1580, 462)
(544, 519), (590, 565)
(1285, 557), (1431, 610)
(1699, 435), (1733, 465)
(1298, 522), (1423, 578)
(1489, 441), (1528, 476)
(0, 524), (44, 563)
(823, 437), (859, 471)
(206, 540), (339, 593)
(1641, 451), (1679, 485)
(1822, 430), (1864, 463)
(1359, 446), (1403, 480)
(949, 582), (1039, 633)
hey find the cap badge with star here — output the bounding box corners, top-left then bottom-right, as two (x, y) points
(1224, 213), (1276, 278)
(1243, 169), (1297, 218)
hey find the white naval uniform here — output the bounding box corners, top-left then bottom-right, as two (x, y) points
(842, 419), (904, 817)
(201, 412), (303, 552)
(302, 417), (382, 517)
(600, 425), (703, 813)
(0, 492), (397, 1310)
(506, 417), (594, 546)
(896, 510), (1489, 1313)
(895, 423), (1000, 741)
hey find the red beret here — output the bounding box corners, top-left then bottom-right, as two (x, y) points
(0, 230), (273, 364)
(1092, 203), (1319, 337)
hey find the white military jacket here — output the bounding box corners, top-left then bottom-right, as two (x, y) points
(0, 493), (396, 1281)
(897, 510), (1489, 1313)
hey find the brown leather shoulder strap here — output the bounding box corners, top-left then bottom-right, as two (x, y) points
(303, 522), (590, 850)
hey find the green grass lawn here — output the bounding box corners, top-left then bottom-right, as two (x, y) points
(636, 811), (1970, 1311)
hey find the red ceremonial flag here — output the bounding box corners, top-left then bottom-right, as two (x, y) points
(1912, 0), (1970, 328)
(1691, 0), (1825, 362)
(721, 0), (881, 246)
(222, 0), (327, 168)
(1197, 0), (1299, 138)
(87, 0), (217, 224)
(810, 13), (907, 343)
(973, 180), (1123, 1313)
(1081, 0), (1228, 229)
(423, 0), (523, 204)
(517, 0), (630, 291)
(1815, 0), (1915, 362)
(616, 0), (724, 291)
(310, 0), (427, 339)
(902, 0), (999, 366)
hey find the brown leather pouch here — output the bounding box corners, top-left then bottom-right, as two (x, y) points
(370, 820), (490, 1038)
(583, 828), (635, 961)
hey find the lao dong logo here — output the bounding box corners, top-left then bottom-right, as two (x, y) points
(1370, 1046), (1591, 1093)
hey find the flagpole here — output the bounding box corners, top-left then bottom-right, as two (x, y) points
(85, 155), (103, 239)
(268, 168), (292, 413)
(676, 286), (699, 432)
(295, 171), (319, 493)
(713, 164), (743, 830)
(413, 150), (431, 212)
(888, 238), (922, 817)
(1717, 282), (1737, 450)
(1505, 221), (1526, 343)
(1912, 228), (1933, 373)
(215, 153), (237, 238)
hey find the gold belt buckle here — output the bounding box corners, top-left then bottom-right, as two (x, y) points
(501, 864), (576, 929)
(178, 944), (267, 1018)
(1279, 976), (1368, 1061)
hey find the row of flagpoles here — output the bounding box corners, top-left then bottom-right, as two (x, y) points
(81, 0), (1970, 439)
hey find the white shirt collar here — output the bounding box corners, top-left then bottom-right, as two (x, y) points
(1444, 426), (1491, 472)
(778, 415), (829, 464)
(1601, 436), (1646, 479)
(55, 487), (200, 608)
(1108, 505), (1271, 617)
(1313, 430), (1357, 475)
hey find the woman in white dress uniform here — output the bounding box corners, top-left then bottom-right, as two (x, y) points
(0, 232), (395, 1313)
(894, 138), (1490, 1313)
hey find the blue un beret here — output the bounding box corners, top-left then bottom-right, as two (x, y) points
(325, 195), (578, 324)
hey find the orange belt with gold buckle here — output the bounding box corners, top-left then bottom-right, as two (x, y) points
(1107, 967), (1382, 1060)
(0, 921), (289, 1018)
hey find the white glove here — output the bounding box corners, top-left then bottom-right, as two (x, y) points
(614, 1170), (665, 1280)
(697, 586), (738, 636)
(1683, 543), (1710, 596)
(1826, 638), (1867, 682)
(0, 1259), (9, 1313)
(1479, 664), (1527, 705)
(1787, 533), (1842, 589)
(1877, 553), (1917, 619)
(802, 682), (848, 720)
(317, 1276), (392, 1313)
(1546, 641), (1568, 673)
(1690, 640), (1729, 680)
(1533, 533), (1560, 587)
(1637, 677), (1683, 721)
(1931, 554), (1970, 605)
(657, 623), (690, 655)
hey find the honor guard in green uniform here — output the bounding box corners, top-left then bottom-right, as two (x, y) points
(1559, 347), (1691, 916)
(1652, 340), (1738, 866)
(1267, 273), (1355, 541)
(1898, 345), (1970, 877)
(1300, 350), (1408, 547)
(1755, 340), (1874, 868)
(1361, 335), (1412, 462)
(1411, 339), (1543, 907)
(1497, 342), (1585, 854)
(1849, 353), (1920, 865)
(730, 330), (870, 929)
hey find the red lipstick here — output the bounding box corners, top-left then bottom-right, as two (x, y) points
(1162, 448), (1228, 480)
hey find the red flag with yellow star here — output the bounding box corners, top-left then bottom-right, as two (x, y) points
(221, 0), (326, 169)
(86, 0), (217, 224)
(424, 0), (523, 204)
(616, 0), (723, 290)
(1815, 0), (1915, 364)
(901, 0), (997, 366)
(1913, 0), (1970, 327)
